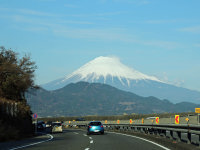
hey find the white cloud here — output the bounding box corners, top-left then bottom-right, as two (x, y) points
(145, 19), (180, 24)
(179, 26), (200, 34)
(0, 8), (180, 49)
(157, 72), (185, 87)
(17, 9), (57, 17)
(194, 44), (200, 47)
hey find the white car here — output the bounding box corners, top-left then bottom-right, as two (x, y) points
(51, 122), (63, 133)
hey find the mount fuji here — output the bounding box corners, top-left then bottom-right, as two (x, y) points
(42, 56), (200, 104)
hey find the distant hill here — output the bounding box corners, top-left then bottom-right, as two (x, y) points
(27, 82), (200, 117)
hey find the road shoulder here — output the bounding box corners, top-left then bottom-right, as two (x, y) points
(0, 133), (53, 150)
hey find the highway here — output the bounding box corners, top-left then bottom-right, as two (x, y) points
(4, 129), (171, 150)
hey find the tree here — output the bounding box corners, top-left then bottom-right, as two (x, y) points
(0, 46), (37, 101)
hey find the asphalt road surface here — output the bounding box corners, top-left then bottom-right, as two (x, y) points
(4, 129), (171, 150)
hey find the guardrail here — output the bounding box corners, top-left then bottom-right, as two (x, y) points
(64, 121), (200, 147)
(104, 124), (200, 145)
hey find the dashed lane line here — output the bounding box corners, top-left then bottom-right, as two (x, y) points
(90, 140), (94, 144)
(74, 132), (79, 135)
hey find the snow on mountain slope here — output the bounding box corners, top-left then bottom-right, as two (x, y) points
(61, 56), (162, 86)
(41, 56), (200, 104)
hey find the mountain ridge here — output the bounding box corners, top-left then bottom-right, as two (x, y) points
(27, 82), (200, 117)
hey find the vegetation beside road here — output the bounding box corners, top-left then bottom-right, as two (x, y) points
(0, 47), (37, 141)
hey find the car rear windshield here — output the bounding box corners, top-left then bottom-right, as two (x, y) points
(89, 122), (102, 126)
(52, 123), (61, 126)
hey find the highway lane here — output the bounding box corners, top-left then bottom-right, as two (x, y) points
(15, 129), (169, 150)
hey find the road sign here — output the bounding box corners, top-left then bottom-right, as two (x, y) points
(185, 118), (189, 122)
(33, 113), (38, 119)
(175, 115), (179, 124)
(142, 118), (144, 124)
(117, 120), (120, 124)
(195, 108), (200, 113)
(129, 119), (133, 124)
(105, 120), (108, 124)
(155, 117), (159, 124)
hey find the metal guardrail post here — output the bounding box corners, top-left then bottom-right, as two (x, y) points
(177, 131), (181, 142)
(199, 135), (200, 147)
(187, 133), (191, 144)
(141, 127), (145, 133)
(158, 129), (162, 137)
(120, 126), (123, 131)
(163, 130), (167, 137)
(139, 127), (143, 133)
(169, 130), (174, 140)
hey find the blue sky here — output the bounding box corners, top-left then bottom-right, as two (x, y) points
(0, 0), (200, 91)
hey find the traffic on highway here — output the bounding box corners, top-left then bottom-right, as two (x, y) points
(3, 129), (170, 150)
(1, 120), (198, 150)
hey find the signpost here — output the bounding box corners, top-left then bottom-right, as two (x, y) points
(175, 115), (179, 124)
(33, 113), (38, 134)
(129, 119), (133, 124)
(155, 117), (159, 124)
(185, 118), (189, 124)
(195, 108), (200, 124)
(33, 113), (38, 119)
(195, 108), (200, 113)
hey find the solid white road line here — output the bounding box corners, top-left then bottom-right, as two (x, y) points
(107, 132), (170, 150)
(10, 134), (54, 150)
(85, 148), (90, 150)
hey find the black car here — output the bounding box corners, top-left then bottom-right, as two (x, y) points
(37, 121), (46, 131)
(75, 118), (86, 121)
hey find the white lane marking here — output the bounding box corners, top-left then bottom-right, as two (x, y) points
(74, 132), (79, 135)
(83, 134), (87, 136)
(89, 137), (92, 140)
(85, 148), (90, 150)
(90, 140), (94, 144)
(10, 134), (53, 150)
(107, 132), (170, 150)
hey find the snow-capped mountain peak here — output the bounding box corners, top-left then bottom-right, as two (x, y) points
(62, 56), (161, 84)
(42, 56), (200, 104)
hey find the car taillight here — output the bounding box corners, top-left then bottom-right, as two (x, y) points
(89, 126), (92, 128)
(101, 125), (103, 128)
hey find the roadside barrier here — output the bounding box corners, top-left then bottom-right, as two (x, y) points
(64, 120), (200, 147)
(103, 124), (200, 146)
